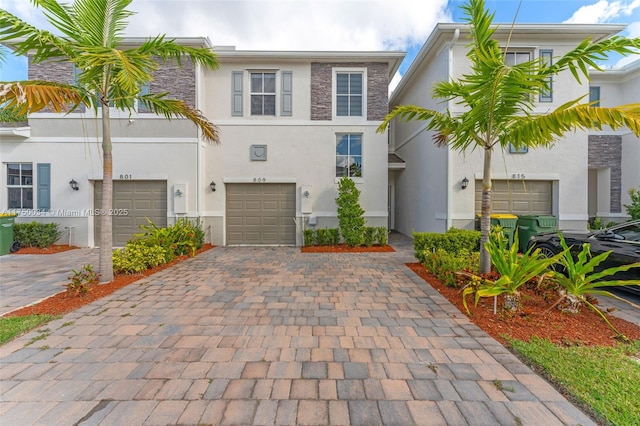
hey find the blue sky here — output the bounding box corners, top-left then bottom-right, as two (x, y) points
(1, 0), (640, 83)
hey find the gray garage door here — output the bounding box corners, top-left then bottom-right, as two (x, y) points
(226, 183), (296, 245)
(94, 180), (167, 247)
(475, 180), (552, 215)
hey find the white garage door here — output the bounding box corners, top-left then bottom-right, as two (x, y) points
(94, 180), (167, 247)
(226, 183), (296, 245)
(475, 180), (552, 215)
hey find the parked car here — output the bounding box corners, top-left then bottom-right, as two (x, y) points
(527, 220), (640, 295)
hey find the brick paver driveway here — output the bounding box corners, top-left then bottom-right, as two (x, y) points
(0, 236), (594, 425)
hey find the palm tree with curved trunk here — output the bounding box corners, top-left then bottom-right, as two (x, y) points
(378, 0), (640, 273)
(0, 0), (219, 282)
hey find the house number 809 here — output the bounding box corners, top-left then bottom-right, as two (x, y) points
(253, 177), (266, 183)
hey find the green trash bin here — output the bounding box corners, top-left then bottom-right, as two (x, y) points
(475, 213), (518, 248)
(517, 215), (558, 253)
(0, 214), (17, 256)
(490, 214), (518, 249)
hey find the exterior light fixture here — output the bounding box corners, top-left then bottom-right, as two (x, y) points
(210, 181), (216, 192)
(69, 179), (79, 191)
(461, 177), (469, 190)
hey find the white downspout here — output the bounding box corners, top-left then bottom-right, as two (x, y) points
(446, 28), (460, 231)
(195, 61), (202, 227)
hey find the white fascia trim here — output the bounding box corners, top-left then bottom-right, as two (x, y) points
(0, 126), (31, 138)
(473, 172), (561, 181)
(223, 177), (298, 184)
(88, 173), (169, 180)
(388, 164), (406, 170)
(22, 137), (198, 143)
(216, 119), (380, 126)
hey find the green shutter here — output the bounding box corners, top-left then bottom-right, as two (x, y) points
(281, 71), (293, 116)
(37, 163), (51, 211)
(232, 71), (243, 116)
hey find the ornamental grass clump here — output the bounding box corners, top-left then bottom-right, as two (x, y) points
(546, 233), (640, 337)
(461, 227), (562, 313)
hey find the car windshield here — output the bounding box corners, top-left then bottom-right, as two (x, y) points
(616, 223), (640, 242)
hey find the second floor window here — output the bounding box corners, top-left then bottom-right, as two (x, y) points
(589, 86), (601, 107)
(336, 72), (363, 116)
(251, 72), (276, 116)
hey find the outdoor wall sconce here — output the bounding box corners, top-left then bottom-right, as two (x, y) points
(461, 177), (469, 190)
(175, 189), (183, 197)
(69, 179), (79, 191)
(210, 181), (216, 192)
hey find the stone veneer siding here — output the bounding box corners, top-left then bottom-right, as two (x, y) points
(588, 135), (622, 213)
(27, 56), (196, 111)
(310, 62), (388, 121)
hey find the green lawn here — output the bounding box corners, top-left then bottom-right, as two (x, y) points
(510, 337), (640, 426)
(0, 315), (59, 345)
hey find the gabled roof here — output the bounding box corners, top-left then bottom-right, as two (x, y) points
(391, 23), (627, 104)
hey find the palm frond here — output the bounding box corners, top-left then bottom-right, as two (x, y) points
(545, 36), (640, 82)
(136, 36), (219, 70)
(138, 94), (219, 144)
(0, 80), (88, 113)
(0, 9), (71, 61)
(506, 103), (640, 147)
(31, 0), (79, 42)
(71, 0), (134, 47)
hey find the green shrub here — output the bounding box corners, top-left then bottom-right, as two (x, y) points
(363, 227), (376, 247)
(14, 222), (62, 248)
(327, 228), (340, 245)
(413, 228), (480, 262)
(303, 229), (315, 246)
(133, 218), (203, 257)
(66, 264), (98, 295)
(421, 249), (480, 287)
(377, 227), (388, 245)
(624, 186), (640, 220)
(113, 241), (169, 274)
(336, 177), (365, 246)
(316, 228), (331, 246)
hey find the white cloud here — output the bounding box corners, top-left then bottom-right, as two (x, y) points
(120, 0), (451, 51)
(564, 0), (640, 23)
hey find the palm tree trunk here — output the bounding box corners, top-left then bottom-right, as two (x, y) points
(99, 102), (114, 283)
(480, 147), (493, 274)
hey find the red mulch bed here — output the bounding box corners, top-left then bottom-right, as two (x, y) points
(301, 244), (395, 253)
(13, 244), (80, 255)
(4, 244), (214, 318)
(407, 263), (640, 347)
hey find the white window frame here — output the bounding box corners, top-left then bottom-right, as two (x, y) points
(335, 133), (364, 182)
(250, 71), (277, 116)
(332, 67), (367, 120)
(6, 162), (34, 210)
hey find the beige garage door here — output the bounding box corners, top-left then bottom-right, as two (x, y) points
(475, 180), (552, 215)
(226, 183), (296, 245)
(94, 180), (167, 247)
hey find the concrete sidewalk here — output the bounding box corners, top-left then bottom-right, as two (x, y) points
(0, 235), (595, 425)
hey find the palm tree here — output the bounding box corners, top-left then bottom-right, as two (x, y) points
(0, 0), (219, 282)
(378, 0), (640, 273)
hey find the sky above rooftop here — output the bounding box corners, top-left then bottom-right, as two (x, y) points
(1, 0), (639, 87)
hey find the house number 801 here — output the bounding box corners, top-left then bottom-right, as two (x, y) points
(120, 174), (132, 180)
